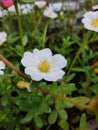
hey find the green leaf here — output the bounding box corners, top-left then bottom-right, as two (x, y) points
(34, 116), (43, 128)
(0, 111), (9, 122)
(59, 120), (69, 130)
(16, 45), (23, 53)
(7, 35), (19, 43)
(16, 96), (41, 113)
(61, 83), (77, 95)
(20, 110), (34, 124)
(21, 0), (36, 2)
(22, 35), (28, 47)
(66, 73), (76, 82)
(1, 95), (8, 106)
(39, 103), (51, 114)
(58, 109), (68, 120)
(56, 97), (73, 109)
(48, 110), (58, 124)
(72, 67), (85, 72)
(79, 113), (89, 130)
(73, 96), (89, 105)
(90, 84), (98, 95)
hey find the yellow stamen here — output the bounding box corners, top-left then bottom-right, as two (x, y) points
(48, 12), (53, 17)
(92, 18), (98, 27)
(38, 59), (51, 72)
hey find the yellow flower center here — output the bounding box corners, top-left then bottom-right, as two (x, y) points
(92, 18), (98, 27)
(48, 12), (53, 17)
(38, 59), (51, 72)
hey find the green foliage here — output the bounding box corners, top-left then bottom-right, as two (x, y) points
(58, 109), (68, 120)
(48, 110), (58, 124)
(79, 113), (89, 130)
(58, 120), (69, 130)
(21, 0), (36, 2)
(0, 0), (98, 130)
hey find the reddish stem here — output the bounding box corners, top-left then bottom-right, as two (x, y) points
(37, 86), (49, 94)
(0, 55), (30, 82)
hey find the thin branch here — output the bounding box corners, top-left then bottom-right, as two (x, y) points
(0, 55), (30, 82)
(37, 86), (49, 94)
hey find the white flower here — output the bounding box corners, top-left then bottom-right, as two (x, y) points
(0, 31), (7, 46)
(2, 10), (8, 17)
(21, 48), (67, 81)
(8, 5), (16, 13)
(63, 2), (79, 11)
(20, 4), (34, 14)
(0, 61), (5, 75)
(92, 5), (98, 10)
(43, 4), (58, 19)
(35, 0), (46, 8)
(82, 11), (98, 32)
(51, 2), (62, 12)
(0, 9), (3, 17)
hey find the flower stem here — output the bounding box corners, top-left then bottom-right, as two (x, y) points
(42, 21), (48, 48)
(66, 31), (92, 79)
(0, 55), (30, 82)
(14, 0), (24, 49)
(37, 86), (49, 94)
(34, 14), (43, 33)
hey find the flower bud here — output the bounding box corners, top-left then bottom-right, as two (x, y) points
(0, 0), (14, 8)
(59, 11), (65, 21)
(17, 81), (31, 92)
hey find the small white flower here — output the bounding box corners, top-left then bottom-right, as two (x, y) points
(0, 31), (7, 46)
(8, 5), (16, 13)
(20, 4), (33, 14)
(0, 9), (3, 17)
(82, 11), (98, 32)
(2, 10), (8, 17)
(52, 2), (62, 12)
(21, 48), (67, 81)
(35, 0), (46, 8)
(92, 5), (98, 10)
(0, 61), (5, 75)
(43, 4), (58, 19)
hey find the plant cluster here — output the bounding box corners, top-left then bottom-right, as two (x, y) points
(0, 0), (98, 130)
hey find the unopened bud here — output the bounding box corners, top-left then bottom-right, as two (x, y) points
(17, 81), (31, 92)
(0, 0), (14, 8)
(59, 11), (65, 21)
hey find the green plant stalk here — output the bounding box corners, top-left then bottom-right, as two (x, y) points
(34, 14), (43, 33)
(42, 21), (48, 48)
(66, 31), (92, 79)
(14, 0), (24, 49)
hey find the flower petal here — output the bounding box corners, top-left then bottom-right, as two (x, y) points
(0, 61), (5, 69)
(33, 48), (52, 61)
(21, 52), (40, 67)
(43, 70), (65, 81)
(50, 54), (67, 70)
(25, 67), (43, 81)
(0, 70), (4, 75)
